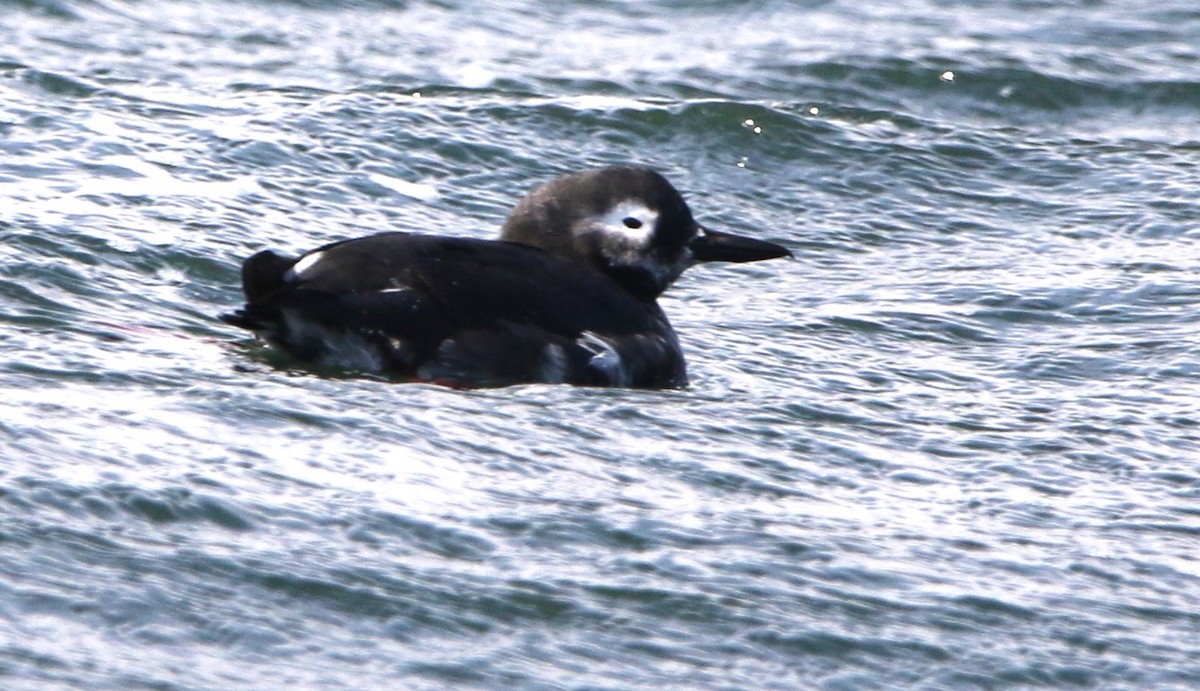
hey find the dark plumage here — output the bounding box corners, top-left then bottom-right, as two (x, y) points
(221, 166), (790, 388)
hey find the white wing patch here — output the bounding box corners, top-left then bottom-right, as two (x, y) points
(577, 331), (629, 387)
(287, 250), (326, 280)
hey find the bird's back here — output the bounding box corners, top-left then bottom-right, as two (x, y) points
(222, 232), (687, 387)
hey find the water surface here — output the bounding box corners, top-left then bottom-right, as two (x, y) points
(2, 0), (1199, 688)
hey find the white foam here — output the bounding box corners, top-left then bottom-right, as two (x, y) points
(365, 173), (441, 202)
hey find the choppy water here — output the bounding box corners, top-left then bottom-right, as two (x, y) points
(3, 0), (1200, 688)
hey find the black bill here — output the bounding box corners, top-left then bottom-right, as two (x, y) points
(688, 226), (792, 263)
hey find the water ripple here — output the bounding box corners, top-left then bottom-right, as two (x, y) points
(3, 0), (1200, 688)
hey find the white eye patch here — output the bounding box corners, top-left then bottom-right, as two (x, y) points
(596, 201), (658, 244)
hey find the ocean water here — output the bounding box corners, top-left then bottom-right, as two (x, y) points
(2, 0), (1199, 688)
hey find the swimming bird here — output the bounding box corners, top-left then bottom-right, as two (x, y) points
(221, 166), (790, 388)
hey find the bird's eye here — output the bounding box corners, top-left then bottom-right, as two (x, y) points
(622, 217), (643, 229)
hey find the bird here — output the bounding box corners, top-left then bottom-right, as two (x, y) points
(221, 166), (790, 388)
